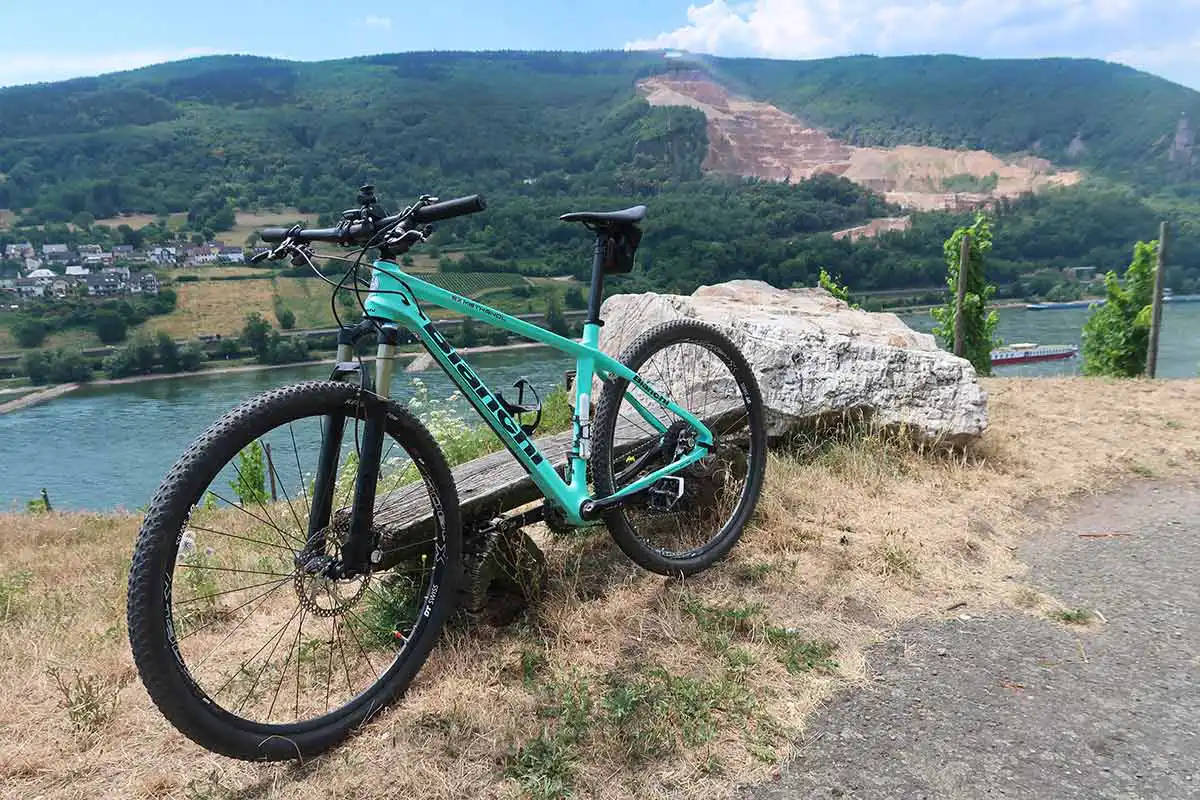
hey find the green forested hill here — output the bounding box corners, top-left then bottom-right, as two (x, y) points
(0, 50), (1197, 295)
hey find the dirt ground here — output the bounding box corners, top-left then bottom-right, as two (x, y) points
(0, 377), (1197, 799)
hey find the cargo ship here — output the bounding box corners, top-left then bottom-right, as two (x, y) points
(990, 342), (1078, 366)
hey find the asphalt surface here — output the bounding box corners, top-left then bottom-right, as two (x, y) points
(749, 483), (1199, 800)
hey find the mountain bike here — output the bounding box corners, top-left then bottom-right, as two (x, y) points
(126, 185), (766, 761)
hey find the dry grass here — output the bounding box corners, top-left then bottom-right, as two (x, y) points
(147, 280), (279, 339)
(0, 209), (15, 230)
(2, 377), (1199, 799)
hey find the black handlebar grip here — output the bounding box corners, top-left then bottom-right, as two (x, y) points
(260, 227), (290, 243)
(410, 194), (487, 224)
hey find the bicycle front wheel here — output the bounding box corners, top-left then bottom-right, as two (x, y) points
(591, 319), (766, 576)
(126, 381), (461, 761)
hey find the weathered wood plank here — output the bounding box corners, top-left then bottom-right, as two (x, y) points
(373, 402), (747, 541)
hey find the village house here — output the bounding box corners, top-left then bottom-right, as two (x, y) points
(23, 257), (43, 273)
(130, 272), (160, 295)
(65, 265), (91, 277)
(218, 246), (246, 264)
(148, 246), (178, 266)
(50, 278), (75, 298)
(85, 273), (124, 297)
(103, 265), (132, 280)
(111, 244), (137, 261)
(42, 243), (72, 263)
(184, 245), (220, 265)
(26, 268), (57, 285)
(13, 277), (45, 298)
(5, 242), (34, 260)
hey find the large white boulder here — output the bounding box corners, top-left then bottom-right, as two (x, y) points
(597, 280), (987, 444)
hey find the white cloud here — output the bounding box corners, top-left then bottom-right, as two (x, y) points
(627, 0), (1200, 88)
(0, 48), (220, 89)
(1108, 32), (1200, 88)
(363, 15), (393, 30)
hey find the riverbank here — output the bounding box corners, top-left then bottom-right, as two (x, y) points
(404, 340), (557, 371)
(0, 383), (79, 415)
(1, 378), (1197, 798)
(0, 341), (561, 415)
(0, 354), (413, 414)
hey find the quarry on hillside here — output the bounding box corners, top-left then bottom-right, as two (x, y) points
(639, 72), (1082, 218)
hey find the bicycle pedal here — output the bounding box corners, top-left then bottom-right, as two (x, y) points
(647, 476), (685, 512)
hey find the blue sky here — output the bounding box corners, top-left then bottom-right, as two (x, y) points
(1, 0), (1197, 90)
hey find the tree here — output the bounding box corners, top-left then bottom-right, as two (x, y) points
(12, 317), (48, 348)
(178, 341), (205, 372)
(931, 213), (1000, 376)
(1081, 239), (1157, 377)
(23, 349), (92, 384)
(73, 211), (95, 229)
(93, 309), (128, 345)
(231, 441), (268, 505)
(543, 291), (570, 337)
(157, 331), (180, 372)
(458, 316), (479, 347)
(563, 285), (587, 310)
(241, 312), (273, 359)
(275, 304), (296, 330)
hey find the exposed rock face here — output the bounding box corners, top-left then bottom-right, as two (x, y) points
(637, 72), (1081, 213)
(597, 280), (988, 444)
(1171, 113), (1194, 164)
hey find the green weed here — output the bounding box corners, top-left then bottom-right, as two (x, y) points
(0, 569), (33, 622)
(1051, 607), (1094, 625)
(763, 628), (839, 674)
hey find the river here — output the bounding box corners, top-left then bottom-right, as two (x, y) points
(1, 347), (573, 512)
(3, 304), (1198, 512)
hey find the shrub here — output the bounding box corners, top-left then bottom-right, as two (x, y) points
(12, 317), (48, 348)
(1082, 239), (1157, 377)
(931, 213), (1000, 376)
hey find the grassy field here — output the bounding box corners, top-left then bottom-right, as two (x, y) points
(146, 278), (280, 339)
(1, 378), (1197, 798)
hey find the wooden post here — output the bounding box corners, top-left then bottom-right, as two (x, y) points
(954, 233), (970, 357)
(1146, 222), (1170, 378)
(264, 443), (278, 502)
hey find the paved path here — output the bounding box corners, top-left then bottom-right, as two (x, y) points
(750, 483), (1199, 800)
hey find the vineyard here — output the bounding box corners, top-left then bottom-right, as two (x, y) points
(418, 272), (529, 295)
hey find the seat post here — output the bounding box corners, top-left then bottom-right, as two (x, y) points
(586, 232), (607, 329)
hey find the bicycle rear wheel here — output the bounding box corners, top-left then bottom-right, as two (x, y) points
(126, 380), (461, 761)
(591, 319), (766, 576)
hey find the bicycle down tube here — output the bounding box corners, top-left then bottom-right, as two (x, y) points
(360, 260), (714, 527)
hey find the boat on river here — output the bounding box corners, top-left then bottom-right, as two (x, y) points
(1027, 290), (1200, 310)
(990, 342), (1078, 366)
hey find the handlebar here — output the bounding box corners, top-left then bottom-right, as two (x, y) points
(259, 193), (486, 246)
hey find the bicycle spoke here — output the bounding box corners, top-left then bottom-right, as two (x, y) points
(177, 563), (295, 578)
(230, 456), (293, 544)
(266, 439), (307, 544)
(177, 578), (292, 646)
(207, 490), (303, 549)
(174, 575), (292, 607)
(289, 424), (311, 519)
(184, 523), (297, 554)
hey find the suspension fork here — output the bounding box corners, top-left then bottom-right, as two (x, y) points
(307, 319), (400, 577)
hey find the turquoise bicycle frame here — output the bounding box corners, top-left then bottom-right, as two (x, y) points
(361, 260), (714, 526)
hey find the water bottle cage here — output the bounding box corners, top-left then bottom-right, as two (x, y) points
(496, 378), (542, 436)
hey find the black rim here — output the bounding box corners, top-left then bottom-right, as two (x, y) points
(607, 337), (759, 559)
(158, 398), (449, 732)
